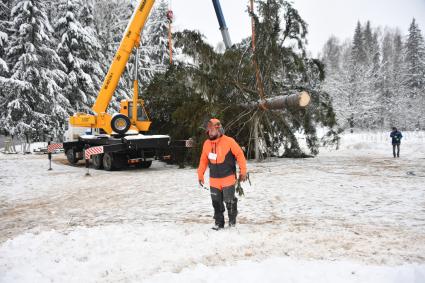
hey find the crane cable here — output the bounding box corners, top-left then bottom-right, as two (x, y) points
(249, 0), (267, 109)
(167, 0), (173, 65)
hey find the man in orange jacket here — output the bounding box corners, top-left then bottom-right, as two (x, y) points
(198, 118), (248, 230)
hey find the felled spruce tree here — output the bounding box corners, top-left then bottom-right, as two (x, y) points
(143, 0), (340, 162)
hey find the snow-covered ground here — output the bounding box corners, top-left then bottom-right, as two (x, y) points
(0, 131), (425, 282)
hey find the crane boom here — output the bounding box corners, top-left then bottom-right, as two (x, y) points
(92, 0), (156, 114)
(211, 0), (232, 49)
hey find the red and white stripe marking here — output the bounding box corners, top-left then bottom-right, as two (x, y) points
(47, 143), (63, 153)
(85, 146), (104, 160)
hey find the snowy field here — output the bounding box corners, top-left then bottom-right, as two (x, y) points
(1, 131), (425, 283)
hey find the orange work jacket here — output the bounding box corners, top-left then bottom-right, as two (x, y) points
(198, 135), (247, 189)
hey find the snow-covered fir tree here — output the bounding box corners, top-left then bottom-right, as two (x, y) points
(363, 21), (381, 71)
(1, 0), (69, 140)
(380, 29), (396, 124)
(0, 0), (11, 134)
(405, 18), (425, 91)
(321, 36), (341, 73)
(77, 0), (106, 110)
(404, 18), (425, 128)
(0, 0), (10, 74)
(321, 37), (350, 126)
(79, 0), (95, 27)
(0, 0), (11, 79)
(367, 29), (383, 127)
(347, 22), (368, 128)
(379, 29), (407, 127)
(93, 0), (134, 61)
(351, 22), (367, 65)
(55, 0), (104, 113)
(391, 31), (407, 126)
(142, 0), (170, 67)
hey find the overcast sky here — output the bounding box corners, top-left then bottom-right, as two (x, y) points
(171, 0), (425, 57)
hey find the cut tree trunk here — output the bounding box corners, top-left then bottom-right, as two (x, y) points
(258, 91), (310, 111)
(248, 91), (310, 160)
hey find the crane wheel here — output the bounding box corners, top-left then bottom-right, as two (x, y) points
(111, 114), (131, 134)
(92, 154), (104, 169)
(66, 148), (79, 165)
(102, 152), (115, 171)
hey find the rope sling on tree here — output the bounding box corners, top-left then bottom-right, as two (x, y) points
(249, 0), (267, 108)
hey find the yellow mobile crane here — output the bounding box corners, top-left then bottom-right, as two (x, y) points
(69, 0), (155, 135)
(63, 0), (170, 170)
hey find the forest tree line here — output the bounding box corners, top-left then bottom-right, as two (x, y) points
(321, 19), (425, 131)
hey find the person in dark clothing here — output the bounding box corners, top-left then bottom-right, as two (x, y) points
(390, 127), (403, 158)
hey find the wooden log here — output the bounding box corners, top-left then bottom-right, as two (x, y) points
(258, 91), (310, 110)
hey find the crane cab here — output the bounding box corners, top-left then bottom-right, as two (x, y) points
(120, 99), (151, 132)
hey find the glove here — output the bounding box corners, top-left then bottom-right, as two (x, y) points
(199, 179), (209, 190)
(239, 173), (247, 182)
(236, 181), (245, 197)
